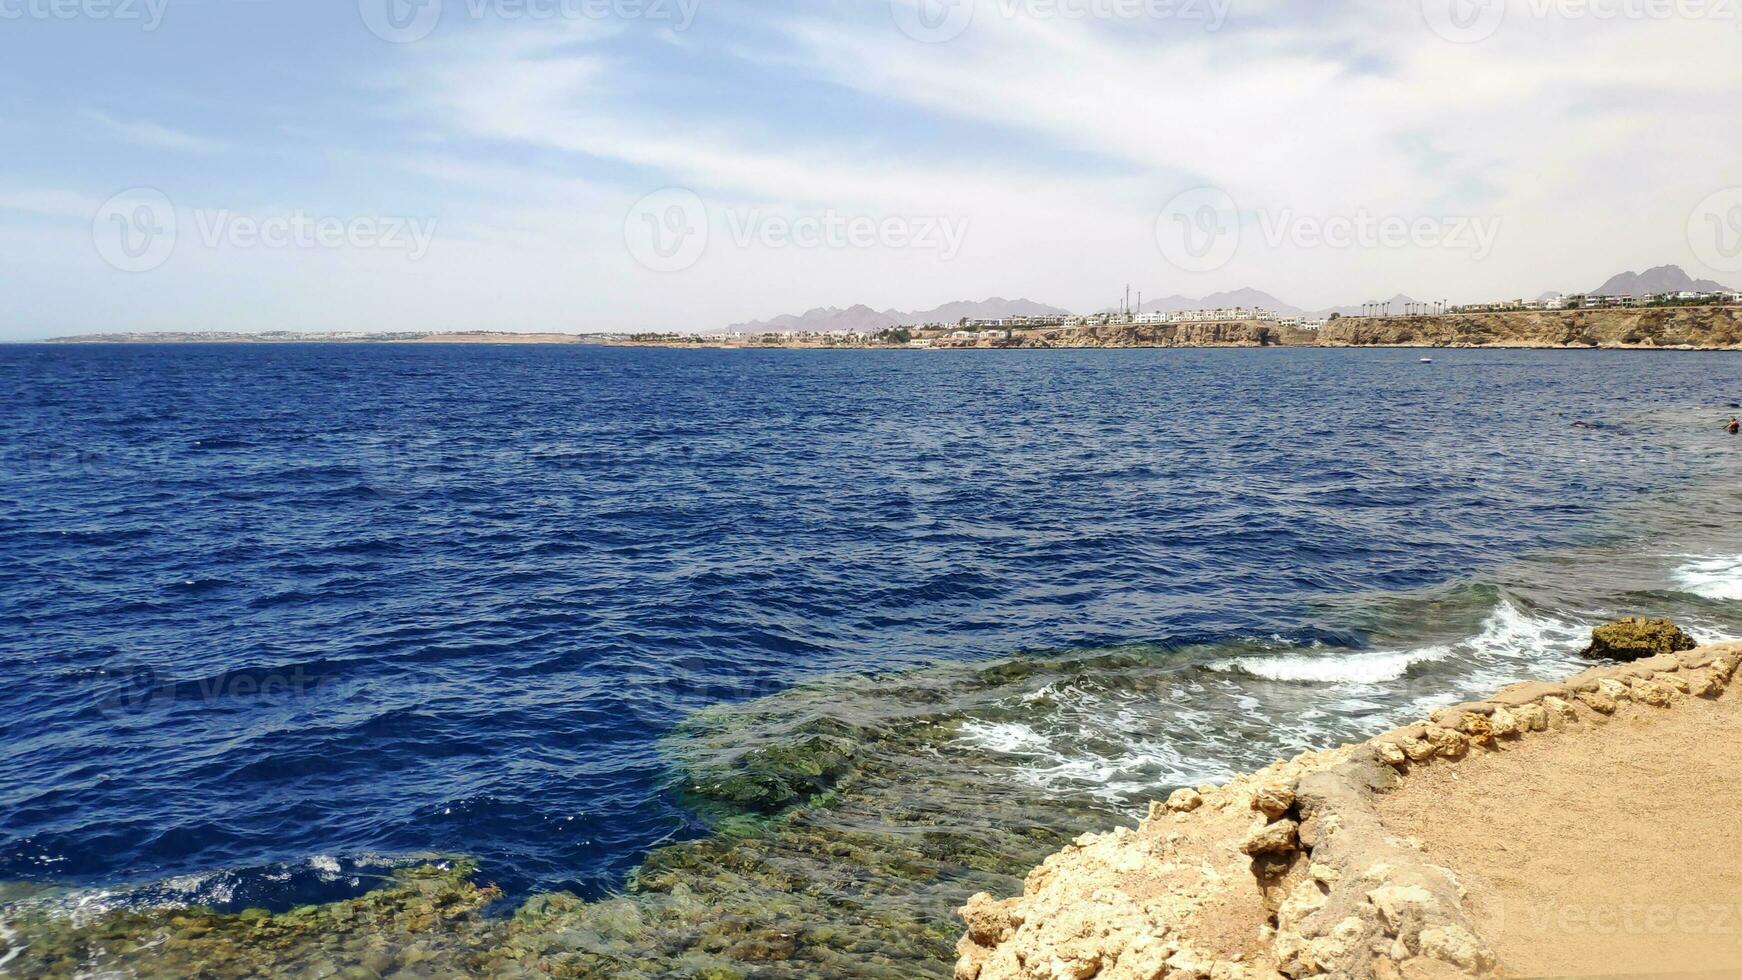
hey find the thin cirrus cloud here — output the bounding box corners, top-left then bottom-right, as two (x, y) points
(82, 109), (231, 154)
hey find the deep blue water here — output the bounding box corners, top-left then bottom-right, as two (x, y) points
(2, 344), (1739, 908)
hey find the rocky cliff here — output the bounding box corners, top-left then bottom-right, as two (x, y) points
(1014, 322), (1296, 349)
(1316, 307), (1742, 348)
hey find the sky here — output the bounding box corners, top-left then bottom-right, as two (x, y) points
(1, 0), (1740, 339)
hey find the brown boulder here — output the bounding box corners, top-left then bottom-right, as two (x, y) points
(1579, 617), (1696, 662)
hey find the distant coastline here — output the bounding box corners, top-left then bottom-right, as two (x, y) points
(627, 305), (1742, 351)
(35, 306), (1742, 351)
(36, 330), (614, 345)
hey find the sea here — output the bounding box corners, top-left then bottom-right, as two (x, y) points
(3, 343), (1742, 974)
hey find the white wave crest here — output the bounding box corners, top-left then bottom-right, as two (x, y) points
(1213, 599), (1586, 687)
(1672, 556), (1742, 601)
(1218, 645), (1452, 685)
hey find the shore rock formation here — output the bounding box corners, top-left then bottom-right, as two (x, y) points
(1577, 616), (1697, 661)
(1314, 307), (1742, 349)
(956, 637), (1742, 979)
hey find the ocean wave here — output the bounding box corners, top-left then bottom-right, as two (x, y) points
(1212, 599), (1585, 686)
(1213, 645), (1453, 684)
(1672, 555), (1742, 601)
(2, 855), (425, 924)
(956, 597), (1596, 803)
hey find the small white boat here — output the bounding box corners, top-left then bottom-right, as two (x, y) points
(1419, 357), (1434, 363)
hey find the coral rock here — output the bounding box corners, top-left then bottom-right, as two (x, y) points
(1579, 617), (1697, 662)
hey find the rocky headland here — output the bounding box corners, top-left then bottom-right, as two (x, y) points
(997, 307), (1742, 351)
(955, 626), (1742, 979)
(1314, 307), (1742, 350)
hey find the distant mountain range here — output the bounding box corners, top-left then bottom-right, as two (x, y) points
(723, 266), (1735, 334)
(1110, 288), (1306, 317)
(723, 298), (1068, 335)
(1589, 265), (1733, 296)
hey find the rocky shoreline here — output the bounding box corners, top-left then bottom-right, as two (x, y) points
(953, 631), (1742, 980)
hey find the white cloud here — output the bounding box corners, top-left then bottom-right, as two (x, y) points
(6, 2), (1739, 337)
(83, 109), (231, 154)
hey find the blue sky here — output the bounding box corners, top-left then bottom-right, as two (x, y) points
(2, 0), (1739, 338)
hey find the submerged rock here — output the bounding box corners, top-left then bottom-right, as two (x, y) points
(1579, 617), (1696, 661)
(689, 733), (860, 814)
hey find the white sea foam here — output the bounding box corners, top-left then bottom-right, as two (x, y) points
(0, 922), (23, 971)
(1213, 599), (1588, 689)
(1216, 645), (1452, 685)
(309, 855), (342, 878)
(956, 598), (1605, 803)
(954, 720), (1054, 756)
(1672, 555), (1742, 601)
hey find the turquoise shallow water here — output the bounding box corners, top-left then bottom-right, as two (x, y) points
(4, 344), (1742, 977)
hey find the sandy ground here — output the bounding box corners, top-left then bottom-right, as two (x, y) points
(1374, 686), (1742, 978)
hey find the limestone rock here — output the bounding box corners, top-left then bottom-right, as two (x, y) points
(1240, 819), (1300, 856)
(1596, 677), (1632, 702)
(1423, 727), (1468, 759)
(960, 893), (1020, 946)
(1458, 713), (1494, 745)
(1167, 788), (1204, 813)
(1684, 669), (1722, 698)
(1487, 707), (1520, 738)
(1417, 924), (1495, 973)
(1368, 884), (1436, 947)
(1580, 617), (1696, 662)
(1630, 678), (1675, 707)
(1511, 703), (1548, 732)
(1252, 786), (1296, 819)
(1541, 696), (1578, 726)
